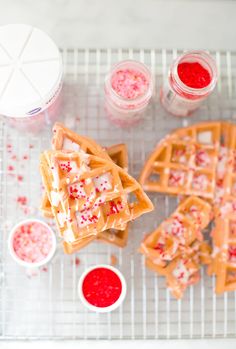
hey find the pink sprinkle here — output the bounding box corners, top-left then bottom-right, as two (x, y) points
(192, 174), (209, 191)
(7, 144), (12, 153)
(23, 155), (29, 160)
(195, 149), (211, 168)
(7, 165), (14, 172)
(12, 221), (53, 264)
(111, 69), (149, 99)
(169, 170), (185, 187)
(29, 144), (34, 149)
(17, 175), (24, 182)
(41, 266), (48, 272)
(17, 196), (28, 206)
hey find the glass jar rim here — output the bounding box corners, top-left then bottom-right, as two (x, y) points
(105, 59), (154, 105)
(170, 50), (218, 97)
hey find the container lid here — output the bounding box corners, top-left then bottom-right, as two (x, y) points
(0, 24), (63, 118)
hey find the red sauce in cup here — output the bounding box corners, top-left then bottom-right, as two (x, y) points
(82, 267), (122, 308)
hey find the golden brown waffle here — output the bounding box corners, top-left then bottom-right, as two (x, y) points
(146, 241), (203, 299)
(63, 225), (130, 254)
(52, 122), (111, 159)
(209, 124), (236, 292)
(139, 122), (223, 199)
(210, 199), (236, 293)
(40, 123), (131, 248)
(40, 149), (153, 251)
(139, 196), (212, 267)
(41, 143), (128, 218)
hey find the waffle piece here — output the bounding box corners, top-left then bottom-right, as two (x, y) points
(40, 143), (128, 216)
(210, 199), (236, 293)
(104, 143), (128, 171)
(139, 122), (222, 199)
(40, 150), (153, 249)
(40, 122), (131, 248)
(209, 124), (236, 292)
(214, 122), (233, 206)
(139, 196), (212, 267)
(52, 122), (111, 159)
(63, 225), (130, 253)
(146, 239), (211, 299)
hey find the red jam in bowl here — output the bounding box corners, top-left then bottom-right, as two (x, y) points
(82, 267), (122, 308)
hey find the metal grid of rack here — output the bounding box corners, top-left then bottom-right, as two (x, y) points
(0, 48), (236, 340)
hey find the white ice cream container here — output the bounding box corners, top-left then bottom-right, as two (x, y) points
(0, 24), (63, 131)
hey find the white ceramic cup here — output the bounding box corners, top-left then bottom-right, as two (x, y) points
(8, 218), (57, 269)
(78, 264), (127, 313)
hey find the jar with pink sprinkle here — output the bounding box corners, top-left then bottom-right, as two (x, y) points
(104, 60), (154, 127)
(8, 219), (57, 269)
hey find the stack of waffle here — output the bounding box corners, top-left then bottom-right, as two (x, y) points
(40, 123), (153, 254)
(140, 121), (236, 297)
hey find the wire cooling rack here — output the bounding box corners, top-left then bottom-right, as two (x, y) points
(0, 48), (236, 340)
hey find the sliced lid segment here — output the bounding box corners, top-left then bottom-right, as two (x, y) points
(21, 60), (61, 97)
(0, 65), (13, 96)
(0, 69), (40, 114)
(21, 27), (61, 62)
(0, 24), (32, 59)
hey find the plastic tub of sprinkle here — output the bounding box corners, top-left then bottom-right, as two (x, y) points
(0, 24), (63, 133)
(104, 60), (154, 127)
(8, 219), (57, 268)
(78, 264), (127, 313)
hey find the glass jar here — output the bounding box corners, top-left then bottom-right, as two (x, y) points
(104, 60), (154, 127)
(160, 50), (217, 117)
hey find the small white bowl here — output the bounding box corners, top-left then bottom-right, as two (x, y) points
(8, 218), (57, 269)
(78, 264), (127, 313)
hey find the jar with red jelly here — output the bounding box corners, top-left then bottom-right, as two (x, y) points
(160, 51), (217, 117)
(104, 60), (154, 127)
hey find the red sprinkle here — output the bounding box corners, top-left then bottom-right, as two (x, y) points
(71, 257), (80, 267)
(177, 62), (211, 89)
(82, 267), (122, 308)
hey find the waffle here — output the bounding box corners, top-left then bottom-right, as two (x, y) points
(139, 121), (236, 295)
(209, 124), (236, 292)
(139, 196), (212, 267)
(139, 122), (222, 199)
(40, 144), (128, 217)
(52, 122), (111, 159)
(146, 239), (210, 299)
(41, 123), (128, 217)
(40, 149), (153, 252)
(209, 202), (236, 293)
(40, 122), (131, 248)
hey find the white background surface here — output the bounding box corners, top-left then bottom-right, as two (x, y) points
(0, 0), (236, 50)
(1, 0), (236, 347)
